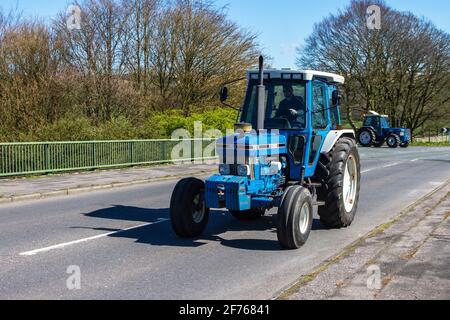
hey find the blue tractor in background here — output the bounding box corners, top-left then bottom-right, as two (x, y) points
(170, 56), (361, 249)
(357, 112), (411, 148)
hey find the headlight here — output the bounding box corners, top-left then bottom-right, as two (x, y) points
(219, 164), (231, 175)
(237, 165), (250, 176)
(400, 132), (405, 137)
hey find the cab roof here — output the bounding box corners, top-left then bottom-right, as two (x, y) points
(246, 69), (345, 84)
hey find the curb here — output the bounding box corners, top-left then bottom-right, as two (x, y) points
(0, 169), (216, 205)
(274, 178), (450, 300)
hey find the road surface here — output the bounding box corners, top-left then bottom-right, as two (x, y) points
(0, 147), (449, 299)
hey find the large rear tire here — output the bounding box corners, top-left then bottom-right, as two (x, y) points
(277, 186), (313, 249)
(357, 128), (376, 147)
(170, 178), (209, 238)
(315, 138), (361, 229)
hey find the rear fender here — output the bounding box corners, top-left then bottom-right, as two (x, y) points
(321, 130), (355, 154)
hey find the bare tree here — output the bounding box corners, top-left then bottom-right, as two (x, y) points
(0, 0), (262, 140)
(297, 0), (450, 135)
(54, 0), (132, 122)
(168, 0), (259, 115)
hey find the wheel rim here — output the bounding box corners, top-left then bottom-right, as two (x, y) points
(343, 155), (358, 213)
(192, 193), (205, 224)
(359, 132), (371, 145)
(388, 137), (396, 146)
(299, 202), (310, 234)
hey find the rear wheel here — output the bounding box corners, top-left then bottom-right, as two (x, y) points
(357, 128), (376, 147)
(170, 178), (209, 238)
(315, 138), (361, 229)
(386, 134), (401, 148)
(277, 186), (313, 249)
(230, 208), (265, 220)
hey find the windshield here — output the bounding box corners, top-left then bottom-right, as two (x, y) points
(381, 117), (390, 128)
(240, 80), (307, 130)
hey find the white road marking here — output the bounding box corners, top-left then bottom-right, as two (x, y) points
(411, 159), (420, 162)
(362, 162), (402, 173)
(382, 162), (402, 168)
(19, 218), (169, 256)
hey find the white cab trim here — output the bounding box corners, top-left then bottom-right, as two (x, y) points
(247, 69), (345, 84)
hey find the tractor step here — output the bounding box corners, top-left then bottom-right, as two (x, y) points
(314, 201), (326, 206)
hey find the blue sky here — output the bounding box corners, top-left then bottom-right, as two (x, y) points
(2, 0), (449, 68)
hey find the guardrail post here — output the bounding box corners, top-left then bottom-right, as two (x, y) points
(130, 141), (134, 164)
(162, 141), (167, 162)
(44, 144), (50, 170)
(92, 142), (97, 167)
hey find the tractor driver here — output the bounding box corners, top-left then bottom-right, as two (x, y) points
(276, 85), (306, 128)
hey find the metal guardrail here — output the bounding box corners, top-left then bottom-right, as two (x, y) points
(0, 139), (217, 177)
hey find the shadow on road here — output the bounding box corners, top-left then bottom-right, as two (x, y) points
(78, 205), (326, 251)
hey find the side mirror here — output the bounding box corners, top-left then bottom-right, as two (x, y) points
(219, 86), (229, 103)
(332, 90), (342, 106)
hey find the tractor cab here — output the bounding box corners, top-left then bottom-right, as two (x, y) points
(233, 68), (351, 179)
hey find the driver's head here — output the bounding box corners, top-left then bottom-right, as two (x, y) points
(283, 85), (294, 99)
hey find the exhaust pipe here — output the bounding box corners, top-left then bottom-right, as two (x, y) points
(256, 56), (265, 131)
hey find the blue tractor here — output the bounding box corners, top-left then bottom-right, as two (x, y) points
(357, 112), (411, 148)
(170, 57), (361, 249)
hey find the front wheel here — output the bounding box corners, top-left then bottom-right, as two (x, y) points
(170, 178), (209, 238)
(400, 142), (409, 148)
(386, 134), (401, 148)
(277, 186), (313, 249)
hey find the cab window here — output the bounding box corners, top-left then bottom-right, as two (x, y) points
(312, 82), (328, 129)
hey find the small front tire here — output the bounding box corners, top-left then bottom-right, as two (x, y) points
(170, 178), (209, 238)
(277, 186), (313, 249)
(386, 134), (401, 148)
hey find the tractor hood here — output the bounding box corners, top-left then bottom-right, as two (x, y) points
(216, 131), (287, 163)
(387, 128), (411, 142)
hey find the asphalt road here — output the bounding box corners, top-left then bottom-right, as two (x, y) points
(0, 147), (449, 300)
